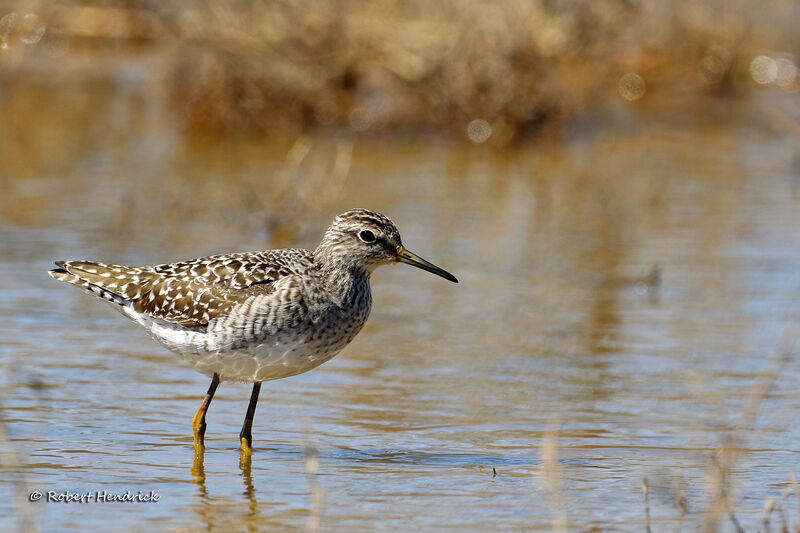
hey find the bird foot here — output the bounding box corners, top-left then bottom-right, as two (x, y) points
(240, 436), (253, 454)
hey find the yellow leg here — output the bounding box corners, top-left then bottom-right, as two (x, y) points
(240, 382), (261, 453)
(192, 373), (220, 450)
(240, 438), (253, 455)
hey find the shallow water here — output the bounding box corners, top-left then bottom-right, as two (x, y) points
(1, 82), (800, 531)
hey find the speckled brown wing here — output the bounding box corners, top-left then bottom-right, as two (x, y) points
(50, 249), (314, 329)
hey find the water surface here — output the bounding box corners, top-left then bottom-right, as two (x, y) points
(1, 85), (800, 531)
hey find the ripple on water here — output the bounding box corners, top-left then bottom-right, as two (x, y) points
(2, 112), (800, 531)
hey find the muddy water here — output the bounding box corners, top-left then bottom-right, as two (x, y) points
(1, 82), (800, 531)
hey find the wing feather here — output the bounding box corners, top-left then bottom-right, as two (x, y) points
(50, 249), (314, 329)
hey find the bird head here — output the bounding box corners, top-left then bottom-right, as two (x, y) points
(315, 209), (458, 282)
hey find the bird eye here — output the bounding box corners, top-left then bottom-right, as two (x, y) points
(358, 230), (376, 243)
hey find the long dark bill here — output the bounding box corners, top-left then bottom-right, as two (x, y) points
(396, 247), (458, 283)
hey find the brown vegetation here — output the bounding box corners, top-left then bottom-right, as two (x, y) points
(0, 0), (798, 141)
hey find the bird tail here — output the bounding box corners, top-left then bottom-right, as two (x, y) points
(49, 260), (133, 307)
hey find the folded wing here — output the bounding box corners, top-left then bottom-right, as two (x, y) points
(49, 249), (314, 330)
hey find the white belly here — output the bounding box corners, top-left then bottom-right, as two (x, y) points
(178, 331), (351, 382)
(123, 303), (364, 382)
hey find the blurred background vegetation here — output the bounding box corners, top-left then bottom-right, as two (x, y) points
(2, 3), (800, 531)
(0, 0), (797, 143)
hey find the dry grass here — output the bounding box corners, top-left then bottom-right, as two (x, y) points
(701, 341), (797, 533)
(534, 335), (798, 532)
(536, 417), (567, 533)
(0, 0), (798, 140)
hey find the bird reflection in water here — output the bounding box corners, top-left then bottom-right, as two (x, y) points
(190, 446), (261, 531)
